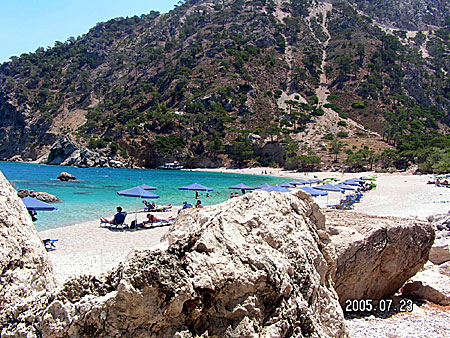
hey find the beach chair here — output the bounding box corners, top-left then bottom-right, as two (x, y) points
(100, 212), (128, 230)
(43, 239), (58, 251)
(142, 201), (172, 212)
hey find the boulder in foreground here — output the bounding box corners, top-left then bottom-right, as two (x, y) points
(326, 210), (434, 306)
(1, 187), (348, 338)
(0, 172), (57, 337)
(57, 171), (76, 181)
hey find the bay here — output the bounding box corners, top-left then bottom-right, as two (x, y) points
(0, 162), (286, 230)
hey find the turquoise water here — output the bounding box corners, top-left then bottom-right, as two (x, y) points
(0, 162), (286, 231)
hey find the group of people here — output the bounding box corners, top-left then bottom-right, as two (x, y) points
(100, 206), (176, 229)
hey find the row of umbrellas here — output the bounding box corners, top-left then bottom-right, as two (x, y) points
(21, 177), (373, 222)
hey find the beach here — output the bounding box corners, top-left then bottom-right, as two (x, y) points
(39, 169), (450, 283)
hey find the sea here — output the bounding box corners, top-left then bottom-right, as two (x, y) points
(0, 162), (286, 231)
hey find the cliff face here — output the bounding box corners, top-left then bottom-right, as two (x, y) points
(0, 0), (448, 169)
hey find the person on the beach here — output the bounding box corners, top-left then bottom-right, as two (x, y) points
(206, 193), (210, 198)
(151, 201), (173, 210)
(230, 192), (234, 198)
(235, 192), (239, 197)
(142, 213), (175, 226)
(100, 206), (126, 225)
(195, 200), (203, 208)
(195, 191), (200, 199)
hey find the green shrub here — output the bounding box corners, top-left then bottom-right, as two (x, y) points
(337, 131), (349, 138)
(352, 101), (365, 109)
(337, 121), (347, 127)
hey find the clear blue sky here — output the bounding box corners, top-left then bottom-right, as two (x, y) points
(0, 0), (180, 63)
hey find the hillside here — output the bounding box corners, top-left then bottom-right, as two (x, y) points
(0, 0), (449, 172)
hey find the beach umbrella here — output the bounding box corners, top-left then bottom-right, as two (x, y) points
(254, 183), (272, 189)
(300, 186), (328, 197)
(350, 178), (365, 183)
(22, 197), (58, 211)
(337, 183), (356, 191)
(260, 185), (291, 193)
(360, 176), (372, 181)
(279, 183), (295, 188)
(315, 184), (344, 204)
(178, 183), (214, 191)
(117, 186), (160, 226)
(343, 180), (362, 186)
(315, 184), (345, 192)
(140, 184), (158, 190)
(228, 183), (254, 190)
(308, 179), (323, 184)
(288, 180), (307, 186)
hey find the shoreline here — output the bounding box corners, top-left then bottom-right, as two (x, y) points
(38, 167), (450, 283)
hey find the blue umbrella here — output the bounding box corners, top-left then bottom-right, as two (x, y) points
(360, 176), (372, 181)
(288, 180), (307, 186)
(140, 184), (158, 190)
(308, 179), (323, 184)
(315, 184), (345, 192)
(300, 186), (328, 197)
(178, 183), (214, 191)
(117, 186), (160, 226)
(350, 178), (365, 183)
(337, 183), (356, 191)
(22, 197), (58, 211)
(279, 183), (295, 188)
(343, 180), (362, 186)
(229, 184), (254, 190)
(254, 183), (272, 189)
(316, 184), (344, 204)
(260, 185), (291, 193)
(117, 187), (160, 198)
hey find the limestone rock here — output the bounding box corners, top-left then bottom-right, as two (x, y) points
(17, 189), (61, 203)
(0, 171), (57, 335)
(37, 190), (347, 337)
(401, 261), (450, 305)
(57, 172), (76, 181)
(326, 210), (434, 306)
(47, 136), (78, 165)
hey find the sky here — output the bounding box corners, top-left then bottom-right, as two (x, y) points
(0, 0), (180, 63)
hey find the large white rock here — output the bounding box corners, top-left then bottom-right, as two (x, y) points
(326, 210), (434, 306)
(401, 261), (450, 305)
(35, 190), (347, 338)
(0, 171), (57, 336)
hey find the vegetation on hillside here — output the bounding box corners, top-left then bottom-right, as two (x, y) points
(0, 0), (449, 172)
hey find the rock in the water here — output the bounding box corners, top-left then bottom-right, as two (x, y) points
(0, 171), (57, 337)
(57, 172), (76, 181)
(326, 210), (434, 306)
(17, 189), (61, 203)
(401, 262), (450, 305)
(2, 189), (349, 337)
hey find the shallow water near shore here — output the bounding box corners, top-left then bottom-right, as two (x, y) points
(0, 162), (285, 230)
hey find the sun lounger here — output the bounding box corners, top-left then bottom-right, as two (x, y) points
(43, 239), (58, 251)
(100, 212), (128, 230)
(142, 201), (172, 212)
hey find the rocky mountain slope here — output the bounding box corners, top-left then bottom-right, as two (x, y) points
(0, 0), (449, 171)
